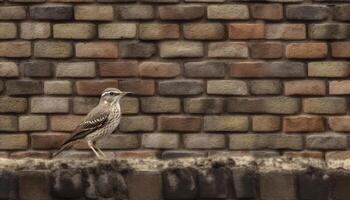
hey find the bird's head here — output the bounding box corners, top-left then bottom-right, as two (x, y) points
(100, 88), (132, 104)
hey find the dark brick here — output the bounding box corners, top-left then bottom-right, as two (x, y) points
(127, 171), (162, 200)
(0, 170), (17, 200)
(286, 5), (330, 20)
(162, 150), (207, 159)
(184, 98), (224, 114)
(118, 80), (155, 96)
(159, 116), (202, 132)
(163, 168), (197, 200)
(159, 80), (203, 96)
(52, 169), (84, 199)
(22, 61), (53, 78)
(260, 172), (297, 200)
(30, 5), (73, 20)
(0, 81), (3, 93)
(96, 171), (113, 198)
(110, 172), (128, 200)
(331, 173), (350, 200)
(17, 170), (51, 200)
(298, 171), (329, 200)
(199, 167), (232, 199)
(184, 61), (226, 78)
(232, 168), (256, 199)
(159, 5), (204, 20)
(0, 97), (27, 113)
(119, 42), (156, 58)
(6, 80), (42, 96)
(334, 5), (350, 21)
(309, 23), (350, 39)
(250, 42), (284, 59)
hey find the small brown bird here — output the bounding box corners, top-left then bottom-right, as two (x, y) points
(52, 88), (131, 158)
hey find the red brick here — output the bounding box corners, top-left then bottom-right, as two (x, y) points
(285, 80), (326, 96)
(31, 133), (70, 150)
(75, 42), (118, 58)
(76, 80), (118, 96)
(250, 42), (284, 59)
(50, 115), (84, 132)
(329, 117), (350, 132)
(332, 42), (350, 58)
(251, 4), (283, 20)
(159, 116), (202, 132)
(159, 5), (204, 20)
(119, 80), (155, 96)
(183, 23), (225, 40)
(284, 115), (325, 133)
(99, 61), (138, 77)
(229, 24), (264, 39)
(286, 43), (328, 59)
(0, 41), (31, 57)
(329, 80), (350, 95)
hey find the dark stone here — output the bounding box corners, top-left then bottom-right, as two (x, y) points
(163, 168), (197, 199)
(17, 170), (51, 200)
(158, 80), (203, 96)
(96, 171), (114, 198)
(331, 172), (350, 200)
(309, 23), (350, 39)
(6, 80), (42, 96)
(119, 42), (156, 58)
(127, 171), (163, 200)
(334, 5), (350, 21)
(23, 61), (53, 78)
(298, 171), (329, 200)
(0, 170), (17, 200)
(199, 167), (232, 199)
(260, 172), (297, 200)
(286, 5), (330, 20)
(110, 172), (128, 200)
(85, 169), (99, 199)
(51, 169), (84, 199)
(161, 150), (207, 159)
(30, 5), (73, 20)
(0, 81), (3, 93)
(232, 168), (256, 199)
(184, 61), (226, 78)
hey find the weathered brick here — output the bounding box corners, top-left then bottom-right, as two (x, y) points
(51, 169), (84, 199)
(159, 80), (203, 96)
(159, 116), (202, 132)
(119, 42), (156, 58)
(204, 116), (248, 132)
(30, 5), (73, 20)
(114, 150), (159, 159)
(0, 6), (26, 20)
(31, 97), (69, 113)
(186, 0), (224, 1)
(142, 134), (179, 149)
(34, 41), (72, 58)
(329, 80), (350, 95)
(17, 171), (51, 200)
(49, 0), (93, 2)
(119, 116), (155, 132)
(97, 135), (139, 149)
(303, 97), (347, 114)
(334, 5), (350, 21)
(284, 151), (324, 159)
(0, 170), (17, 200)
(162, 150), (207, 159)
(119, 5), (154, 20)
(76, 80), (118, 96)
(51, 115), (83, 132)
(121, 97), (139, 114)
(73, 97), (99, 114)
(53, 23), (96, 39)
(199, 167), (231, 198)
(308, 61), (349, 77)
(139, 23), (179, 40)
(142, 0), (178, 2)
(23, 61), (53, 78)
(31, 133), (69, 150)
(229, 24), (264, 39)
(163, 168), (197, 200)
(184, 98), (224, 114)
(0, 62), (19, 77)
(330, 173), (350, 200)
(56, 62), (96, 78)
(184, 61), (225, 78)
(208, 42), (248, 58)
(118, 80), (155, 95)
(266, 24), (306, 40)
(306, 134), (347, 150)
(6, 80), (42, 96)
(252, 115), (280, 132)
(207, 80), (248, 95)
(19, 115), (47, 132)
(251, 4), (283, 20)
(76, 42), (118, 58)
(99, 61), (138, 77)
(184, 134), (225, 149)
(250, 42), (284, 59)
(207, 5), (249, 19)
(0, 42), (31, 58)
(75, 5), (114, 21)
(0, 23), (16, 39)
(286, 43), (328, 59)
(127, 171), (162, 200)
(332, 42), (350, 58)
(0, 97), (27, 113)
(329, 116), (350, 132)
(20, 22), (51, 39)
(160, 41), (203, 58)
(283, 115), (324, 133)
(184, 23), (225, 40)
(0, 116), (17, 132)
(232, 168), (256, 199)
(0, 134), (27, 150)
(250, 80), (282, 95)
(309, 23), (350, 39)
(286, 5), (330, 20)
(285, 80), (326, 96)
(260, 173), (297, 200)
(10, 151), (50, 159)
(159, 5), (204, 20)
(141, 97), (180, 113)
(139, 61), (180, 78)
(44, 81), (72, 95)
(99, 23), (137, 39)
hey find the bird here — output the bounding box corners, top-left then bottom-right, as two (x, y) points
(52, 88), (131, 159)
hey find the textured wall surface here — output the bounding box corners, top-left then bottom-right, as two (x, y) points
(0, 0), (350, 159)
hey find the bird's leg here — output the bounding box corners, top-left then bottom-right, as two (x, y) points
(88, 140), (101, 158)
(94, 142), (106, 158)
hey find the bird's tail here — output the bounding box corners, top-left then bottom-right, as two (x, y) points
(52, 142), (73, 158)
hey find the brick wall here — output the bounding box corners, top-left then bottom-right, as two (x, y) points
(0, 0), (350, 159)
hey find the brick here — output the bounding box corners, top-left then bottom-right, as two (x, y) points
(139, 23), (179, 40)
(97, 135), (139, 149)
(0, 134), (27, 150)
(99, 23), (137, 39)
(18, 171), (51, 200)
(23, 61), (53, 78)
(184, 23), (225, 40)
(0, 81), (3, 93)
(329, 116), (350, 132)
(334, 5), (350, 21)
(204, 116), (248, 132)
(119, 42), (156, 58)
(75, 5), (114, 21)
(163, 168), (197, 200)
(208, 42), (248, 58)
(6, 80), (42, 96)
(119, 116), (155, 132)
(184, 134), (225, 149)
(119, 5), (154, 20)
(283, 115), (324, 133)
(260, 173), (297, 200)
(186, 0), (224, 1)
(30, 5), (73, 20)
(76, 80), (118, 96)
(0, 62), (19, 77)
(139, 61), (180, 78)
(0, 97), (27, 113)
(0, 23), (16, 39)
(76, 42), (118, 58)
(127, 171), (162, 200)
(159, 80), (203, 96)
(142, 134), (179, 149)
(0, 171), (17, 200)
(19, 115), (47, 132)
(142, 0), (178, 2)
(159, 116), (201, 132)
(31, 97), (69, 113)
(114, 150), (160, 159)
(0, 6), (26, 20)
(31, 133), (69, 150)
(284, 151), (324, 159)
(303, 97), (347, 114)
(52, 169), (84, 199)
(199, 167), (231, 198)
(330, 80), (350, 95)
(229, 134), (303, 150)
(56, 62), (95, 78)
(119, 80), (155, 96)
(159, 5), (204, 20)
(250, 42), (284, 59)
(309, 23), (350, 39)
(51, 115), (83, 132)
(44, 81), (72, 95)
(250, 80), (282, 95)
(53, 23), (96, 39)
(34, 41), (72, 58)
(308, 61), (349, 77)
(266, 24), (306, 40)
(285, 80), (326, 96)
(10, 151), (50, 159)
(184, 98), (224, 114)
(141, 97), (180, 113)
(229, 24), (264, 39)
(184, 61), (225, 78)
(306, 134), (347, 150)
(162, 150), (207, 159)
(20, 22), (51, 40)
(227, 97), (300, 114)
(49, 0), (93, 2)
(252, 115), (280, 132)
(250, 4), (283, 20)
(99, 61), (138, 77)
(73, 97), (99, 114)
(232, 168), (256, 199)
(330, 173), (350, 200)
(207, 5), (249, 19)
(121, 97), (139, 114)
(160, 41), (203, 58)
(0, 116), (17, 132)
(0, 42), (31, 58)
(286, 43), (328, 59)
(207, 80), (248, 95)
(332, 42), (350, 58)
(286, 5), (330, 20)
